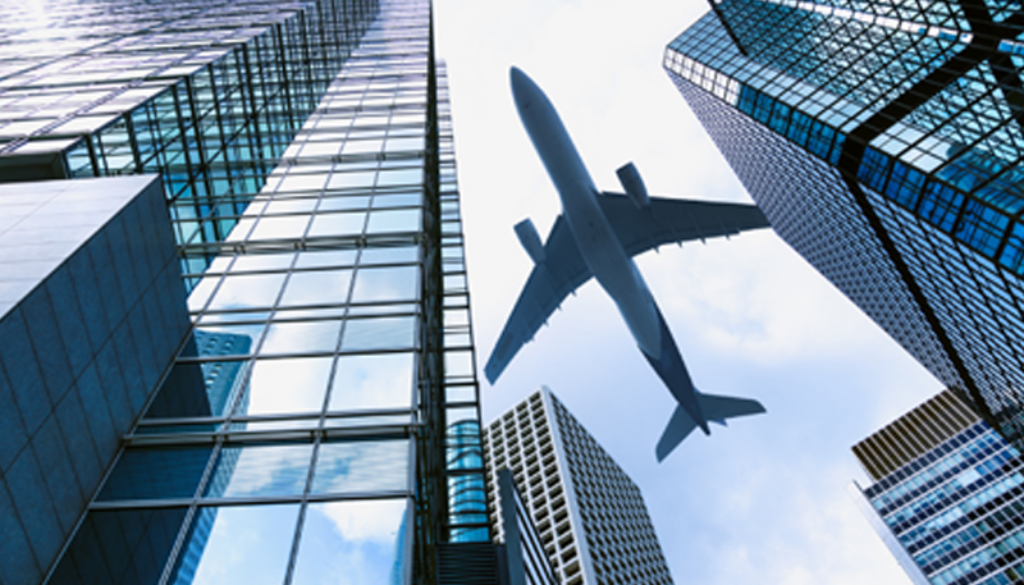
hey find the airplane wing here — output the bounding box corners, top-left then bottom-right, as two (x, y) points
(484, 215), (592, 384)
(597, 193), (770, 257)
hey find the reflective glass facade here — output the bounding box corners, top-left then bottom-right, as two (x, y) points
(665, 0), (1024, 445)
(0, 0), (377, 278)
(852, 390), (1024, 585)
(0, 0), (489, 583)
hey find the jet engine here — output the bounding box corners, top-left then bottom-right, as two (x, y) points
(616, 162), (650, 209)
(514, 218), (546, 264)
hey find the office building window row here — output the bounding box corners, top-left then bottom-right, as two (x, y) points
(43, 1), (488, 582)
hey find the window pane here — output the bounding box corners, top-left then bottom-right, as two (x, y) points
(308, 211), (366, 237)
(291, 499), (409, 585)
(170, 504), (300, 585)
(50, 508), (187, 585)
(207, 273), (287, 311)
(328, 352), (414, 411)
(311, 439), (409, 495)
(99, 446), (213, 501)
(238, 357), (332, 416)
(204, 443), (313, 498)
(350, 266), (418, 303)
(260, 320), (342, 354)
(366, 208), (420, 234)
(147, 359), (248, 419)
(340, 316), (415, 351)
(280, 269), (353, 307)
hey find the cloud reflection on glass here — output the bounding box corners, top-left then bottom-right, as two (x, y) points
(329, 352), (415, 411)
(240, 357), (334, 415)
(205, 443), (313, 498)
(291, 499), (408, 585)
(340, 316), (415, 351)
(206, 273), (287, 311)
(261, 320), (342, 355)
(172, 504), (300, 585)
(311, 440), (410, 495)
(280, 270), (354, 307)
(351, 265), (418, 303)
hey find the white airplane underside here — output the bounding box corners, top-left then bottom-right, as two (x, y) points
(487, 67), (769, 461)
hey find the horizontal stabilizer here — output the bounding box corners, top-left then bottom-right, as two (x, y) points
(698, 393), (766, 422)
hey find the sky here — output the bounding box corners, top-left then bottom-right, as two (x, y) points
(433, 0), (946, 583)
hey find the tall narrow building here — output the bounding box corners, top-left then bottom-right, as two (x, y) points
(663, 0), (1024, 446)
(851, 390), (1024, 585)
(483, 388), (674, 585)
(0, 0), (492, 583)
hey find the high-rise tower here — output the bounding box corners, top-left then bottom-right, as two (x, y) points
(664, 0), (1024, 445)
(0, 0), (492, 583)
(851, 390), (1024, 585)
(483, 388), (674, 585)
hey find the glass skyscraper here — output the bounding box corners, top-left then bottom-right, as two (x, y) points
(851, 390), (1024, 585)
(664, 0), (1024, 445)
(0, 0), (491, 583)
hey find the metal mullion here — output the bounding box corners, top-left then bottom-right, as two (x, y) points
(90, 498), (196, 511)
(316, 242), (363, 420)
(154, 429), (224, 585)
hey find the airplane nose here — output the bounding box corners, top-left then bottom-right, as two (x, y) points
(510, 66), (525, 85)
(509, 66), (533, 111)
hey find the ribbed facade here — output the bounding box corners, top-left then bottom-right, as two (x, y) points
(483, 388), (673, 585)
(855, 390), (981, 481)
(852, 390), (1024, 585)
(664, 0), (1024, 448)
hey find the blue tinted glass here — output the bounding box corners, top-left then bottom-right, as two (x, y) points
(768, 100), (791, 133)
(204, 443), (313, 498)
(448, 474), (488, 524)
(311, 439), (409, 495)
(885, 161), (925, 208)
(787, 111), (812, 147)
(737, 84), (758, 115)
(170, 504), (300, 585)
(998, 221), (1024, 273)
(49, 508), (187, 585)
(340, 316), (415, 351)
(99, 446), (213, 501)
(753, 91), (772, 123)
(858, 147), (890, 191)
(920, 181), (964, 231)
(290, 499), (409, 585)
(447, 419), (483, 471)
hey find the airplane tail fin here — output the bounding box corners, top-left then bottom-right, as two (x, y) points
(656, 392), (766, 462)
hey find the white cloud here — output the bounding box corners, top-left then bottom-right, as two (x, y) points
(320, 499), (407, 542)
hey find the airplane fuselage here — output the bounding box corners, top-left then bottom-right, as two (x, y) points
(510, 68), (663, 359)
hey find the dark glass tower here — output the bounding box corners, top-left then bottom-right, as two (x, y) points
(0, 0), (491, 583)
(665, 0), (1024, 443)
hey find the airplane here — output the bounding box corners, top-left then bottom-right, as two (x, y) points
(485, 67), (771, 462)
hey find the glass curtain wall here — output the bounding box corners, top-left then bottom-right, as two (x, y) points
(0, 0), (379, 279)
(663, 0), (1024, 445)
(45, 0), (488, 582)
